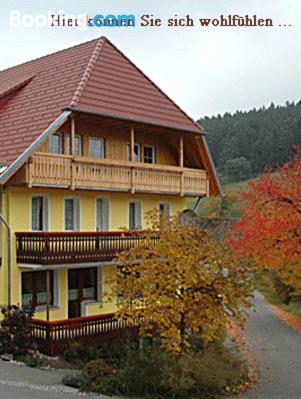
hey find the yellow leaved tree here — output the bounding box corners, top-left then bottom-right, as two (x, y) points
(105, 211), (253, 353)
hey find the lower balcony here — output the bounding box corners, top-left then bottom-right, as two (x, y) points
(22, 153), (208, 196)
(16, 231), (158, 266)
(32, 313), (139, 355)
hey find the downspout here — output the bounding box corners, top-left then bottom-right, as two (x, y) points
(0, 211), (11, 307)
(192, 195), (204, 214)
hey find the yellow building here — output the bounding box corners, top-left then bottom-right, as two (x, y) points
(0, 37), (220, 346)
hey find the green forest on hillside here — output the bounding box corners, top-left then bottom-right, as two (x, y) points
(198, 101), (301, 184)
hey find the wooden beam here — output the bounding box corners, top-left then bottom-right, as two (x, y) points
(70, 116), (75, 190)
(179, 136), (184, 196)
(179, 136), (184, 168)
(206, 179), (210, 197)
(70, 115), (75, 156)
(27, 156), (33, 188)
(130, 127), (135, 193)
(130, 127), (135, 162)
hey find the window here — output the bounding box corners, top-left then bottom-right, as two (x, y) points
(22, 271), (53, 307)
(89, 137), (104, 158)
(159, 203), (171, 221)
(31, 196), (49, 231)
(143, 145), (155, 164)
(64, 198), (80, 231)
(129, 201), (142, 230)
(96, 198), (110, 232)
(68, 268), (98, 318)
(66, 134), (82, 156)
(49, 133), (62, 154)
(126, 143), (140, 163)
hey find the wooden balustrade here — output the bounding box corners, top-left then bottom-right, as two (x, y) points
(27, 153), (207, 195)
(31, 313), (139, 355)
(16, 231), (159, 265)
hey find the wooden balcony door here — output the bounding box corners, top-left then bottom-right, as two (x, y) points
(68, 268), (97, 318)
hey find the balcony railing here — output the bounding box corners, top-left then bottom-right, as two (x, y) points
(32, 313), (139, 355)
(16, 231), (158, 265)
(25, 153), (208, 196)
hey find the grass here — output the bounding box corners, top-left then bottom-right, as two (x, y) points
(257, 277), (301, 317)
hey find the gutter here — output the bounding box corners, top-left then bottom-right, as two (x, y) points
(0, 211), (11, 306)
(0, 111), (72, 185)
(65, 106), (207, 136)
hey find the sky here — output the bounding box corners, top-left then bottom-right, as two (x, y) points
(0, 0), (300, 119)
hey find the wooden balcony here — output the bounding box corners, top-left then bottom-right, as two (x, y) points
(25, 153), (208, 196)
(16, 231), (158, 265)
(32, 313), (139, 355)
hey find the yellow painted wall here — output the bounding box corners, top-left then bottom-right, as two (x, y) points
(0, 186), (188, 320)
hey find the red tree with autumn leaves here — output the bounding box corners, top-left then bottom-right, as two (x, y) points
(227, 149), (301, 301)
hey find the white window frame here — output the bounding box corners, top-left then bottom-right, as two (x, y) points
(159, 202), (171, 219)
(143, 145), (155, 164)
(48, 133), (62, 154)
(64, 197), (80, 232)
(96, 197), (110, 232)
(89, 137), (104, 158)
(20, 269), (59, 309)
(126, 143), (141, 163)
(66, 134), (82, 156)
(128, 201), (143, 230)
(31, 195), (49, 232)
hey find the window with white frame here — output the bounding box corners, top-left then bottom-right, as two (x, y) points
(66, 134), (82, 156)
(126, 143), (140, 163)
(49, 133), (62, 154)
(22, 271), (54, 307)
(64, 198), (80, 231)
(31, 196), (49, 231)
(159, 202), (171, 221)
(143, 145), (155, 164)
(129, 201), (142, 230)
(89, 137), (104, 158)
(96, 198), (110, 232)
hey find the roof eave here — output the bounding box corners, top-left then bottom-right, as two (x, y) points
(0, 111), (71, 185)
(64, 106), (206, 136)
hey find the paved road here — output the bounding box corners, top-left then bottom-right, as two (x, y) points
(0, 361), (107, 399)
(0, 292), (300, 398)
(238, 292), (301, 399)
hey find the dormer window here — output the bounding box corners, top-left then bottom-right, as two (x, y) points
(49, 133), (62, 154)
(126, 143), (140, 163)
(66, 134), (82, 156)
(143, 145), (155, 164)
(89, 137), (104, 158)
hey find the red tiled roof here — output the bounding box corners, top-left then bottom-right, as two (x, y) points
(0, 36), (202, 173)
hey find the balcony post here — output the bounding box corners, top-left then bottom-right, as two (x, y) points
(130, 127), (135, 194)
(27, 156), (33, 188)
(46, 268), (50, 321)
(179, 136), (184, 196)
(70, 115), (75, 190)
(206, 178), (210, 197)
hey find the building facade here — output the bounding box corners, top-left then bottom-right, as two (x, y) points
(0, 37), (220, 323)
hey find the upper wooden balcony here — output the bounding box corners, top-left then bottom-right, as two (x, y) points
(23, 152), (208, 196)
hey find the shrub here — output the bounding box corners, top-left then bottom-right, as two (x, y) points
(63, 339), (137, 365)
(0, 304), (35, 357)
(24, 350), (41, 368)
(64, 337), (248, 398)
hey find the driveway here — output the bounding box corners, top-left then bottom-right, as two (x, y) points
(0, 360), (106, 399)
(238, 292), (301, 399)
